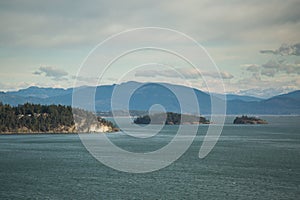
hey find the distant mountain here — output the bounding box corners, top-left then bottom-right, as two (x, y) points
(272, 90), (300, 100)
(226, 90), (300, 114)
(1, 82), (300, 115)
(7, 86), (72, 99)
(225, 94), (263, 102)
(0, 92), (43, 105)
(113, 82), (213, 114)
(237, 88), (294, 99)
(210, 92), (263, 102)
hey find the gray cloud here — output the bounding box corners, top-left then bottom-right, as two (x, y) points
(261, 60), (280, 69)
(1, 0), (300, 95)
(134, 68), (201, 79)
(1, 0), (300, 48)
(0, 81), (31, 92)
(245, 64), (259, 72)
(232, 74), (300, 98)
(245, 59), (300, 77)
(260, 50), (276, 54)
(284, 64), (300, 74)
(135, 68), (234, 80)
(71, 75), (94, 82)
(204, 71), (234, 79)
(261, 68), (276, 77)
(262, 60), (300, 75)
(237, 87), (293, 99)
(251, 42), (300, 78)
(34, 66), (68, 80)
(32, 71), (42, 75)
(260, 43), (300, 56)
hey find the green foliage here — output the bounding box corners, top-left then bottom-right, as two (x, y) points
(134, 112), (210, 125)
(233, 115), (268, 124)
(0, 102), (74, 133)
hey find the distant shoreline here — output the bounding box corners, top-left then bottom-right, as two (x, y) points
(104, 114), (300, 118)
(204, 114), (300, 117)
(0, 132), (119, 135)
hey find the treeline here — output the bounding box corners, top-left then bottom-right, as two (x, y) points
(134, 112), (210, 125)
(233, 115), (268, 124)
(0, 102), (74, 132)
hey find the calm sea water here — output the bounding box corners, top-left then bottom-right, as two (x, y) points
(0, 116), (299, 199)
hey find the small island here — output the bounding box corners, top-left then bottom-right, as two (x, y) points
(233, 115), (268, 124)
(134, 112), (210, 125)
(0, 102), (118, 134)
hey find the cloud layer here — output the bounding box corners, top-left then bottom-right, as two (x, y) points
(134, 68), (234, 80)
(0, 0), (300, 97)
(1, 0), (300, 48)
(245, 45), (300, 78)
(260, 43), (300, 56)
(34, 66), (68, 80)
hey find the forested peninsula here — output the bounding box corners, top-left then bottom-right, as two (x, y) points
(0, 103), (118, 133)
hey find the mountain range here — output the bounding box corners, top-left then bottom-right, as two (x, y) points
(1, 82), (299, 115)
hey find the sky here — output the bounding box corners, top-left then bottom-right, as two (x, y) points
(0, 0), (300, 98)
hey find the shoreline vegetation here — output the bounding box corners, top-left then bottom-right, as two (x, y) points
(0, 102), (271, 134)
(233, 115), (268, 124)
(0, 103), (118, 134)
(134, 112), (210, 125)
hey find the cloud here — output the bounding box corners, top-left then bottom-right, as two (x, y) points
(1, 0), (300, 48)
(260, 43), (300, 56)
(228, 73), (300, 98)
(71, 75), (95, 82)
(0, 82), (32, 92)
(237, 87), (293, 99)
(260, 50), (276, 54)
(244, 59), (300, 77)
(135, 68), (234, 80)
(221, 72), (234, 79)
(261, 60), (281, 69)
(1, 0), (300, 96)
(262, 60), (300, 75)
(33, 71), (42, 75)
(245, 64), (259, 72)
(261, 68), (276, 77)
(135, 69), (181, 78)
(204, 71), (234, 79)
(34, 66), (68, 80)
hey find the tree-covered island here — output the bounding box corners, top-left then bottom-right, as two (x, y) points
(233, 115), (268, 124)
(134, 112), (210, 125)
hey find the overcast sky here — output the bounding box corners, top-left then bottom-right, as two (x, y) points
(0, 0), (300, 98)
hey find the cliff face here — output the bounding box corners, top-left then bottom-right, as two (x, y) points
(73, 108), (118, 133)
(75, 121), (116, 133)
(89, 124), (112, 132)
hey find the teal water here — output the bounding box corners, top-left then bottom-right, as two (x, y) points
(0, 116), (299, 199)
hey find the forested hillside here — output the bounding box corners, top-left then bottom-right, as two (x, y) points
(134, 112), (210, 125)
(0, 103), (74, 133)
(0, 103), (117, 133)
